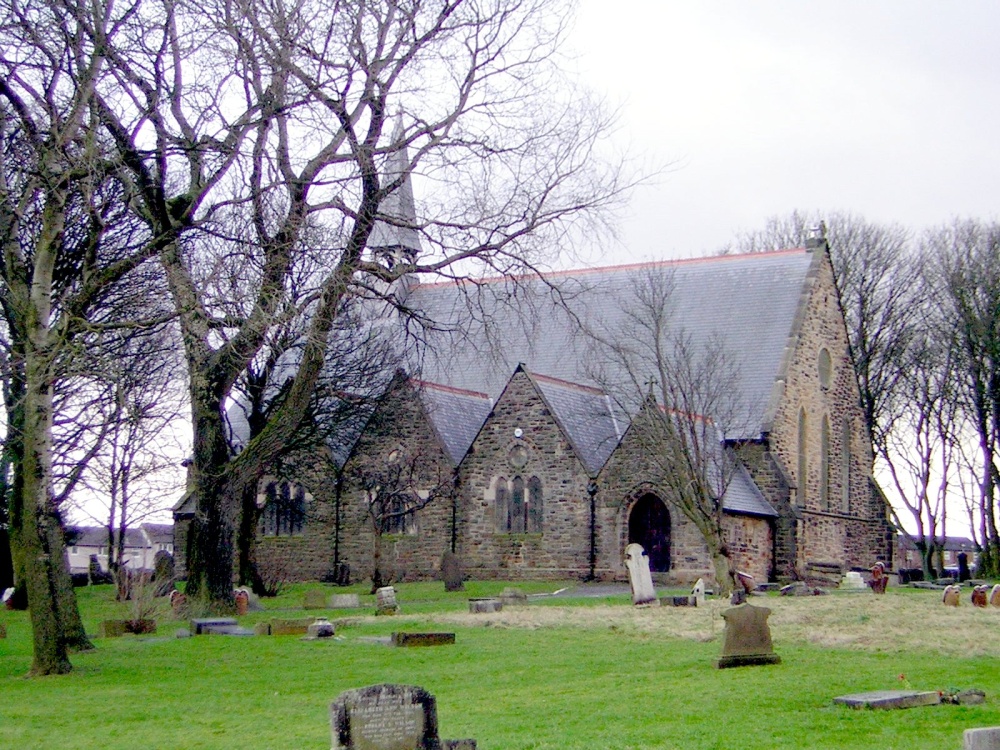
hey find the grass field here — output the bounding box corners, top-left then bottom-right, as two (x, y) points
(2, 582), (1000, 749)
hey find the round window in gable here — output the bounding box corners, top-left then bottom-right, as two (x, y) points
(509, 444), (529, 469)
(818, 348), (832, 390)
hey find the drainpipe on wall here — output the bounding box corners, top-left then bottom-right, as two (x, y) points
(587, 480), (598, 581)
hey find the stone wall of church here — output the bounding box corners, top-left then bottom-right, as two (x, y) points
(766, 247), (892, 575)
(458, 370), (594, 579)
(725, 514), (773, 583)
(334, 382), (457, 585)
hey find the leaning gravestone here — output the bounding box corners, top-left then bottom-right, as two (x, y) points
(330, 683), (476, 750)
(624, 543), (658, 606)
(691, 578), (706, 607)
(440, 551), (465, 592)
(715, 603), (781, 668)
(990, 584), (1000, 608)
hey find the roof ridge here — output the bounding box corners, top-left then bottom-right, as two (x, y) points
(529, 371), (607, 396)
(409, 247), (809, 290)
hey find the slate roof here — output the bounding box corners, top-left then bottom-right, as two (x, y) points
(416, 381), (493, 466)
(526, 370), (622, 475)
(404, 248), (818, 440)
(722, 461), (777, 517)
(141, 523), (174, 545)
(68, 526), (148, 549)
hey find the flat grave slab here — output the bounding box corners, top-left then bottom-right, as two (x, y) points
(391, 632), (456, 648)
(833, 690), (941, 710)
(965, 726), (1000, 750)
(189, 617), (238, 635)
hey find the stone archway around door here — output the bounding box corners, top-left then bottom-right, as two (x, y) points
(628, 493), (671, 573)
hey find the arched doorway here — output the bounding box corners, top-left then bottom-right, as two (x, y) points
(628, 494), (671, 572)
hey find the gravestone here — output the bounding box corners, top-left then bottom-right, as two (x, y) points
(832, 690), (940, 710)
(499, 587), (528, 606)
(440, 552), (465, 592)
(715, 603), (781, 668)
(234, 589), (250, 616)
(331, 683), (476, 750)
(839, 571), (867, 590)
(468, 598), (502, 614)
(169, 590), (187, 617)
(624, 543), (658, 606)
(190, 617), (238, 635)
(990, 584), (1000, 607)
(307, 618), (336, 638)
(691, 578), (706, 607)
(391, 632), (456, 648)
(330, 593), (362, 609)
(943, 585), (961, 606)
(270, 618), (314, 636)
(152, 551), (176, 596)
(965, 727), (1000, 750)
(869, 562), (887, 594)
(304, 589), (328, 610)
(973, 585), (990, 608)
(376, 587), (399, 616)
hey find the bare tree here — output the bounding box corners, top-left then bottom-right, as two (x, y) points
(584, 268), (747, 595)
(930, 219), (1000, 576)
(73, 0), (633, 608)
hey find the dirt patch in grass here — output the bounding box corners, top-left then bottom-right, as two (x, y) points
(385, 589), (1000, 657)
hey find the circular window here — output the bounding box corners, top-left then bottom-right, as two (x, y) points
(509, 444), (529, 469)
(818, 348), (832, 389)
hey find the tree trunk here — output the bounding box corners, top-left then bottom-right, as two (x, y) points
(237, 483), (266, 595)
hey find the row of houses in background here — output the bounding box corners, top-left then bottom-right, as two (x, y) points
(66, 524), (174, 574)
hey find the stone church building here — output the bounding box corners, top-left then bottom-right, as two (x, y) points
(176, 236), (894, 588)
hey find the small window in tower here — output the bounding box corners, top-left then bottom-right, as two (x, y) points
(818, 348), (833, 390)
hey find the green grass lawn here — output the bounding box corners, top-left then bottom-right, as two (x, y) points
(2, 583), (999, 749)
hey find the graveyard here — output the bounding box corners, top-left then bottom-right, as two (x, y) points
(3, 581), (1000, 749)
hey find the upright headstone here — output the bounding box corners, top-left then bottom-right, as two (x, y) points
(152, 551), (176, 596)
(440, 552), (465, 592)
(624, 543), (658, 607)
(869, 562), (887, 594)
(330, 593), (362, 609)
(331, 683), (476, 750)
(943, 585), (961, 606)
(376, 587), (399, 616)
(990, 584), (1000, 607)
(304, 589), (328, 610)
(715, 603), (781, 669)
(690, 578), (706, 607)
(972, 585), (989, 608)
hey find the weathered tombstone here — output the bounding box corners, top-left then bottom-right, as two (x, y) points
(869, 562), (887, 594)
(943, 585), (961, 606)
(468, 598), (502, 614)
(624, 543), (658, 606)
(152, 551), (176, 596)
(330, 683), (476, 750)
(304, 589), (328, 610)
(499, 587), (528, 607)
(690, 578), (706, 607)
(307, 618), (336, 639)
(839, 571), (867, 590)
(190, 617), (239, 635)
(270, 617), (313, 636)
(440, 551), (464, 592)
(376, 586), (399, 616)
(715, 603), (781, 668)
(972, 585), (990, 608)
(990, 584), (1000, 607)
(965, 726), (1000, 750)
(170, 590), (187, 617)
(330, 593), (362, 609)
(234, 589), (250, 616)
(833, 690), (941, 710)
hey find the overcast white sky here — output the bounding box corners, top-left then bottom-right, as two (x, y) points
(567, 1), (1000, 263)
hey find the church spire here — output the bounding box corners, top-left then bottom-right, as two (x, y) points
(368, 113), (421, 268)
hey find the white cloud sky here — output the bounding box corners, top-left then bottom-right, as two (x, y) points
(567, 1), (1000, 263)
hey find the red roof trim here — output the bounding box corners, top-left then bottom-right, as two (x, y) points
(409, 248), (808, 290)
(529, 371), (606, 396)
(411, 379), (490, 400)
